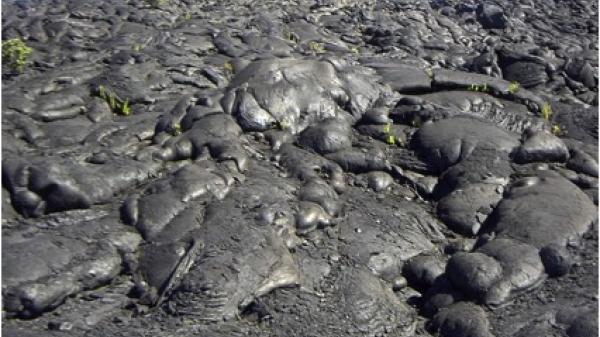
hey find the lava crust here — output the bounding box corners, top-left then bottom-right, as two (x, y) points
(1, 0), (598, 336)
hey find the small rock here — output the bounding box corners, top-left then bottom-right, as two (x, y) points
(444, 239), (476, 254)
(446, 252), (503, 298)
(540, 243), (572, 277)
(392, 276), (408, 291)
(476, 4), (508, 29)
(298, 118), (352, 155)
(430, 302), (494, 337)
(421, 276), (465, 317)
(48, 321), (73, 331)
(567, 311), (598, 337)
(295, 202), (330, 235)
(403, 254), (446, 290)
(567, 148), (598, 177)
(366, 171), (393, 192)
(515, 129), (569, 164)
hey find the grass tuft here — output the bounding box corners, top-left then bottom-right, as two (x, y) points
(94, 85), (132, 116)
(284, 31), (300, 44)
(508, 81), (520, 94)
(224, 61), (235, 75)
(541, 102), (553, 121)
(2, 38), (33, 73)
(308, 41), (325, 53)
(424, 68), (433, 79)
(172, 123), (182, 136)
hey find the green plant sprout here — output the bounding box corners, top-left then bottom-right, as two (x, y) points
(95, 85), (132, 116)
(114, 96), (132, 116)
(383, 121), (392, 134)
(2, 38), (33, 73)
(508, 81), (520, 94)
(551, 124), (562, 136)
(172, 123), (182, 136)
(98, 85), (107, 100)
(184, 11), (192, 21)
(349, 46), (361, 55)
(224, 61), (235, 74)
(382, 121), (401, 145)
(284, 31), (300, 44)
(109, 93), (117, 110)
(108, 93), (117, 110)
(425, 68), (433, 79)
(278, 120), (290, 130)
(541, 102), (552, 120)
(468, 83), (489, 92)
(121, 99), (131, 116)
(133, 44), (143, 52)
(308, 41), (325, 53)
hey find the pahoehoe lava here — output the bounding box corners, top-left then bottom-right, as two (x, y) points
(1, 0), (598, 336)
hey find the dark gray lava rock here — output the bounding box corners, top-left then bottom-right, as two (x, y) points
(446, 252), (503, 298)
(3, 236), (121, 317)
(124, 162), (233, 241)
(325, 145), (391, 173)
(163, 171), (300, 322)
(338, 268), (417, 336)
(430, 301), (494, 337)
(364, 61), (432, 92)
(155, 113), (247, 170)
(486, 170), (597, 248)
(421, 276), (466, 317)
(244, 266), (418, 337)
(501, 61), (548, 88)
(403, 254), (446, 289)
(567, 310), (599, 337)
(413, 117), (519, 172)
(437, 182), (504, 236)
(2, 235), (78, 289)
(515, 129), (569, 163)
(565, 58), (598, 89)
(432, 68), (514, 93)
(295, 201), (330, 235)
(0, 0), (597, 335)
(298, 118), (353, 154)
(567, 146), (599, 177)
(298, 179), (340, 216)
(440, 237), (546, 307)
(3, 154), (162, 217)
(366, 171), (394, 192)
(553, 104), (598, 144)
(221, 58), (381, 134)
(476, 4), (508, 29)
(476, 238), (546, 306)
(340, 197), (445, 275)
(436, 146), (513, 194)
(137, 240), (200, 305)
(276, 143), (346, 191)
(539, 243), (572, 277)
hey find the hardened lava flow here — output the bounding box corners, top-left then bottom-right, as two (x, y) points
(2, 0), (598, 336)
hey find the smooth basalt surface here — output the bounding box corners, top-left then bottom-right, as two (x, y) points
(1, 0), (598, 336)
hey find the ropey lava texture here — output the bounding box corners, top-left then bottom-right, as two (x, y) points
(1, 0), (598, 337)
